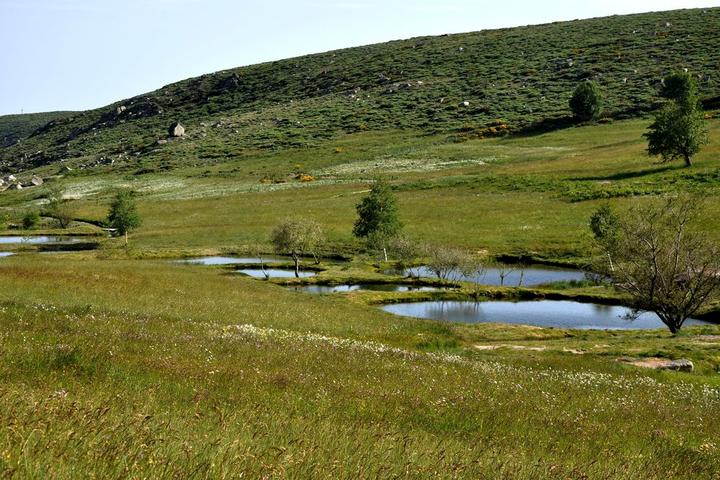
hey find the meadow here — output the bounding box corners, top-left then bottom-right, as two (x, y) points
(1, 116), (720, 477)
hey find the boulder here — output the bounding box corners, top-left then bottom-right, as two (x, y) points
(168, 122), (185, 137)
(621, 357), (694, 372)
(459, 101), (470, 107)
(31, 175), (44, 186)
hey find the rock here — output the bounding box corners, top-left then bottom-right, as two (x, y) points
(7, 175), (16, 182)
(9, 183), (22, 190)
(157, 139), (168, 145)
(621, 357), (694, 372)
(116, 105), (127, 115)
(459, 101), (470, 107)
(31, 175), (43, 186)
(168, 122), (185, 137)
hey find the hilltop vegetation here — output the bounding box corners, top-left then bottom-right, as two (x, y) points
(1, 7), (719, 174)
(0, 111), (75, 148)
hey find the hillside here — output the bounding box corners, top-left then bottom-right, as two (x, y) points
(0, 111), (75, 148)
(1, 7), (719, 176)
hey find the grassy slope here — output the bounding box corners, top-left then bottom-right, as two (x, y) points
(0, 111), (75, 148)
(0, 8), (719, 173)
(0, 255), (719, 478)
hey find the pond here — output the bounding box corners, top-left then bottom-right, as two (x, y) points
(0, 236), (86, 245)
(178, 256), (289, 265)
(380, 300), (713, 330)
(237, 268), (316, 279)
(396, 265), (587, 286)
(296, 284), (446, 294)
(0, 252), (13, 258)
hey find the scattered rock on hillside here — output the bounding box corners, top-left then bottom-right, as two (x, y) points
(31, 175), (43, 186)
(459, 101), (470, 107)
(168, 122), (185, 137)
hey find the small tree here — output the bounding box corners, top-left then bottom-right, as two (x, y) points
(591, 196), (720, 334)
(589, 204), (620, 271)
(645, 72), (708, 167)
(426, 245), (482, 282)
(107, 190), (141, 244)
(353, 179), (402, 261)
(45, 185), (74, 229)
(569, 81), (603, 122)
(386, 234), (419, 272)
(22, 211), (40, 230)
(270, 218), (324, 278)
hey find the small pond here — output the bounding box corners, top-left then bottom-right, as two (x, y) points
(178, 256), (289, 265)
(237, 268), (316, 279)
(0, 252), (13, 258)
(395, 266), (587, 287)
(0, 236), (86, 245)
(381, 300), (713, 330)
(297, 284), (446, 294)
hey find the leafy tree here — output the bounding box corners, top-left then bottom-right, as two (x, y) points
(644, 72), (708, 167)
(22, 211), (40, 230)
(569, 81), (603, 122)
(591, 196), (720, 334)
(108, 190), (142, 244)
(270, 217), (324, 277)
(353, 180), (402, 261)
(589, 204), (620, 271)
(45, 185), (74, 228)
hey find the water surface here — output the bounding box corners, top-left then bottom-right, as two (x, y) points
(398, 266), (586, 286)
(0, 252), (13, 258)
(381, 300), (712, 330)
(179, 256), (288, 265)
(0, 236), (85, 245)
(298, 284), (444, 294)
(237, 268), (316, 279)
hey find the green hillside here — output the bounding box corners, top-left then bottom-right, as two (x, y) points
(1, 7), (719, 173)
(0, 111), (75, 148)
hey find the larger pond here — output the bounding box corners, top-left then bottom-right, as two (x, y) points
(178, 256), (289, 265)
(397, 266), (587, 286)
(381, 300), (713, 330)
(0, 236), (86, 245)
(0, 252), (13, 258)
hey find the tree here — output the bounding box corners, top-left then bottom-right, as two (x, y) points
(569, 81), (603, 122)
(22, 211), (40, 230)
(591, 196), (720, 334)
(107, 190), (141, 244)
(353, 179), (402, 261)
(589, 204), (620, 271)
(426, 245), (483, 282)
(270, 217), (324, 278)
(45, 185), (74, 229)
(644, 72), (708, 167)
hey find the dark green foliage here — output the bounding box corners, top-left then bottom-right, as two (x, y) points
(353, 180), (402, 239)
(589, 204), (619, 242)
(660, 71), (698, 104)
(1, 8), (719, 173)
(21, 211), (40, 229)
(569, 82), (603, 121)
(645, 72), (708, 167)
(107, 190), (141, 241)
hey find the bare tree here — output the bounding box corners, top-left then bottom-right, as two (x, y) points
(592, 196), (720, 334)
(270, 218), (324, 278)
(497, 264), (515, 287)
(426, 245), (483, 283)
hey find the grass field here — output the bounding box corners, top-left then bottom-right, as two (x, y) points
(0, 112), (720, 477)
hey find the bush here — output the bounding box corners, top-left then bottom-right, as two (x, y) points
(22, 211), (40, 230)
(569, 81), (602, 121)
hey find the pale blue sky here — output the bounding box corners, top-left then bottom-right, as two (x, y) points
(1, 0), (718, 115)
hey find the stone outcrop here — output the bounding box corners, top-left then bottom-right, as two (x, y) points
(168, 122), (185, 137)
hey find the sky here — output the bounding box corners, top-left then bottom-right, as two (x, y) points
(1, 0), (718, 115)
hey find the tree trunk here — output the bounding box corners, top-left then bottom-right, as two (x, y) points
(124, 231), (128, 245)
(383, 247), (388, 262)
(684, 153), (692, 167)
(293, 255), (300, 278)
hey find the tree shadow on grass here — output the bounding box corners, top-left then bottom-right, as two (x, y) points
(575, 164), (684, 182)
